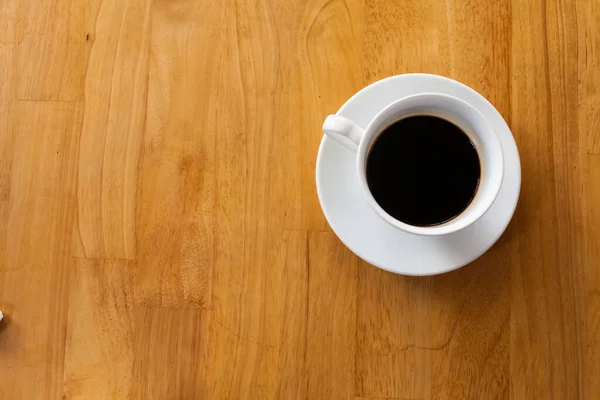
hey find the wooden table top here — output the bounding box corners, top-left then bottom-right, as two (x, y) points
(0, 0), (598, 398)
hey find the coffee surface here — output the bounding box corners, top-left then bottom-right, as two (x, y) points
(366, 115), (480, 227)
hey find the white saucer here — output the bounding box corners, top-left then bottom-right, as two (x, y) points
(316, 74), (521, 276)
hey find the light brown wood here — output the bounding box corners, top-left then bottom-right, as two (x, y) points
(0, 0), (599, 398)
(73, 0), (151, 260)
(15, 0), (87, 101)
(63, 259), (134, 399)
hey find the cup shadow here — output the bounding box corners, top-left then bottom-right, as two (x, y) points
(359, 217), (518, 351)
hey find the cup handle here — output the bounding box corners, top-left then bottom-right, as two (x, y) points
(322, 115), (365, 151)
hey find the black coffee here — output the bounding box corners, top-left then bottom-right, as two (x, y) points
(366, 115), (480, 227)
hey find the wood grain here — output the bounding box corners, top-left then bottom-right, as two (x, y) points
(15, 0), (87, 101)
(511, 0), (585, 398)
(584, 155), (600, 399)
(130, 307), (209, 399)
(0, 0), (599, 398)
(306, 232), (358, 399)
(5, 102), (81, 269)
(63, 259), (134, 399)
(73, 0), (151, 260)
(0, 0), (16, 201)
(0, 268), (70, 399)
(0, 102), (80, 399)
(134, 0), (216, 307)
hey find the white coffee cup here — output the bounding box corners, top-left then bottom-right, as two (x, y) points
(322, 93), (504, 236)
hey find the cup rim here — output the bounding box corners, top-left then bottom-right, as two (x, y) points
(355, 92), (504, 236)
